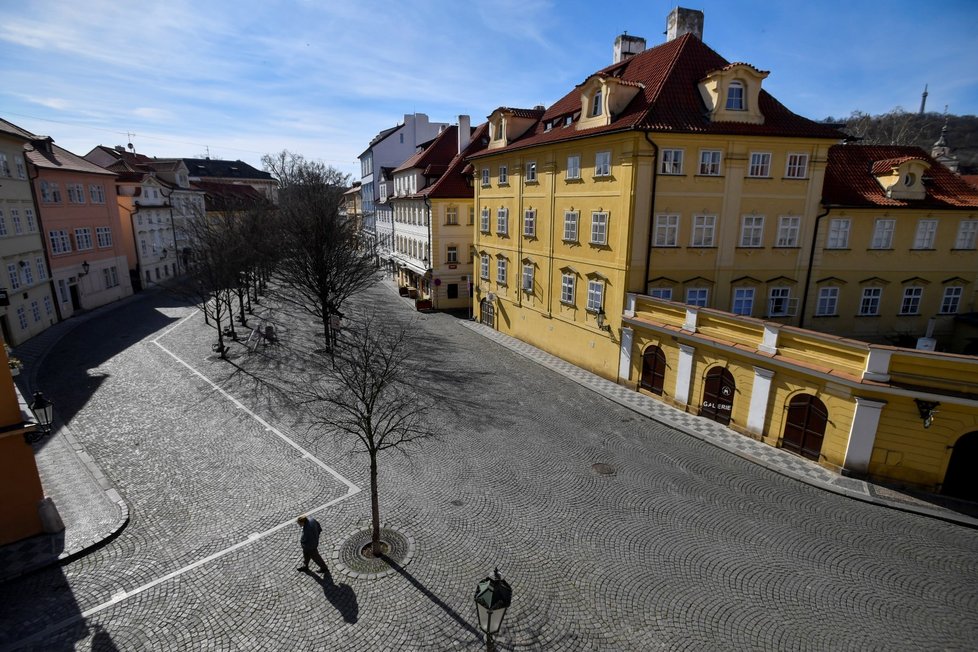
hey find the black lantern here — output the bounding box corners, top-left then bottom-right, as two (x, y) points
(80, 261), (90, 276)
(914, 399), (940, 429)
(474, 568), (512, 651)
(26, 392), (54, 444)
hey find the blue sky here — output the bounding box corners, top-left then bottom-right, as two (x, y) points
(2, 0), (976, 178)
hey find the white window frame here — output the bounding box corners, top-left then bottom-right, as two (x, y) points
(776, 216), (800, 247)
(698, 150), (722, 176)
(7, 263), (20, 290)
(525, 161), (537, 182)
(11, 210), (21, 234)
(768, 287), (791, 317)
(590, 212), (609, 245)
(660, 149), (684, 175)
(816, 287), (839, 316)
(16, 306), (27, 330)
(748, 152), (771, 178)
(75, 227), (94, 250)
(560, 273), (575, 304)
(686, 288), (708, 307)
(498, 165), (508, 185)
(522, 263), (534, 292)
(446, 206), (458, 225)
(654, 214), (679, 247)
(566, 155), (581, 180)
(446, 246), (458, 264)
(941, 286), (963, 314)
(913, 219), (938, 249)
(480, 254), (490, 280)
(731, 287), (754, 316)
(726, 81), (745, 110)
(871, 219), (895, 249)
(0, 210), (6, 236)
(481, 168), (490, 187)
(480, 207), (490, 233)
(49, 229), (71, 254)
(740, 215), (765, 248)
(900, 287), (923, 315)
(954, 220), (977, 249)
(586, 279), (604, 312)
(826, 218), (851, 249)
(591, 89), (603, 116)
(523, 209), (536, 237)
(595, 151), (611, 177)
(859, 287), (882, 316)
(35, 257), (47, 281)
(785, 153), (809, 179)
(496, 207), (508, 235)
(563, 211), (579, 242)
(649, 288), (673, 301)
(22, 261), (33, 286)
(496, 258), (507, 285)
(691, 215), (716, 247)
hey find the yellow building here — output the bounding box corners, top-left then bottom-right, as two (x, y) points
(620, 294), (978, 499)
(807, 145), (978, 351)
(469, 23), (842, 380)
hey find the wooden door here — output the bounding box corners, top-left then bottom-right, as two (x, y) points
(480, 299), (495, 328)
(782, 394), (828, 461)
(640, 346), (666, 395)
(700, 367), (735, 425)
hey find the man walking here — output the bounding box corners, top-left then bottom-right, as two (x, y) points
(296, 515), (328, 574)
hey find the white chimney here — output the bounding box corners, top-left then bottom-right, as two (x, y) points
(457, 115), (471, 153)
(666, 7), (704, 41)
(614, 34), (646, 63)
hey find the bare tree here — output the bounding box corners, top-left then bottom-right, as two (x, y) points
(262, 150), (378, 349)
(843, 108), (942, 146)
(294, 313), (435, 554)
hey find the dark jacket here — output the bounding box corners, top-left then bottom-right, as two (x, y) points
(301, 517), (322, 549)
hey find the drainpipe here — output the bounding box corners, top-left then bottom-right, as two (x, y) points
(642, 132), (660, 295)
(25, 152), (65, 324)
(798, 205), (833, 329)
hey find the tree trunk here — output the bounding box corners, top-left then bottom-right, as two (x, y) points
(370, 450), (382, 555)
(237, 287), (247, 326)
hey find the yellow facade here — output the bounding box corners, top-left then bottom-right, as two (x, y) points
(429, 198), (474, 311)
(622, 294), (978, 495)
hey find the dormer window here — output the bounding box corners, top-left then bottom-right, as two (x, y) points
(591, 89), (603, 117)
(725, 81), (745, 110)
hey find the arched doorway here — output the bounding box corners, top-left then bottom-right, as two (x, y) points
(480, 298), (495, 328)
(943, 431), (978, 501)
(640, 346), (667, 395)
(781, 394), (828, 461)
(699, 367), (735, 425)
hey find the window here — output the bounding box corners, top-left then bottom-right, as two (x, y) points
(900, 287), (923, 315)
(563, 211), (579, 241)
(35, 257), (47, 281)
(75, 227), (94, 250)
(595, 151), (611, 177)
(496, 258), (507, 285)
(740, 215), (764, 248)
(22, 262), (33, 286)
(67, 183), (86, 203)
(7, 263), (20, 290)
(104, 266), (120, 288)
(15, 155), (26, 179)
(649, 288), (673, 300)
(523, 209), (536, 237)
(768, 287), (791, 316)
(660, 149), (684, 175)
(776, 216), (800, 247)
(726, 81), (745, 110)
(732, 288), (754, 315)
(41, 181), (62, 202)
(860, 288), (882, 316)
(25, 209), (35, 232)
(496, 207), (509, 235)
(16, 306), (27, 330)
(480, 207), (490, 233)
(566, 155), (581, 180)
(481, 169), (490, 187)
(0, 210), (6, 236)
(826, 218), (850, 249)
(913, 219), (937, 249)
(447, 246), (458, 264)
(57, 279), (68, 303)
(785, 153), (809, 179)
(591, 89), (603, 116)
(954, 220), (978, 249)
(522, 263), (534, 291)
(590, 212), (609, 245)
(446, 207), (458, 225)
(480, 254), (490, 280)
(586, 279), (604, 312)
(686, 288), (708, 307)
(941, 286), (963, 314)
(691, 215), (716, 247)
(699, 150), (721, 176)
(816, 287), (839, 316)
(0, 153), (9, 176)
(561, 273), (575, 304)
(96, 226), (113, 247)
(871, 219), (895, 249)
(654, 214), (679, 247)
(11, 210), (21, 234)
(140, 239), (148, 255)
(49, 229), (71, 254)
(30, 300), (41, 322)
(525, 161), (537, 182)
(43, 296), (53, 316)
(748, 152), (771, 177)
(498, 165), (508, 185)
(468, 207), (475, 225)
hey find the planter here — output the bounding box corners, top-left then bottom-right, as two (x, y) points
(9, 367), (20, 377)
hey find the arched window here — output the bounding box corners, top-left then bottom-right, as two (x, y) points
(726, 81), (745, 110)
(640, 346), (667, 395)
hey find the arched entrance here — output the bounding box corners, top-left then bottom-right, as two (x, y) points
(699, 367), (735, 425)
(943, 431), (978, 501)
(480, 298), (495, 328)
(781, 394), (828, 461)
(640, 346), (666, 395)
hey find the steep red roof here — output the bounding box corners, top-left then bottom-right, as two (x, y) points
(469, 34), (841, 159)
(394, 126), (460, 174)
(823, 145), (978, 208)
(424, 123), (490, 199)
(25, 141), (116, 176)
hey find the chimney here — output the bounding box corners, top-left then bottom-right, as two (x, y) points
(457, 115), (471, 153)
(613, 33), (646, 63)
(666, 7), (704, 41)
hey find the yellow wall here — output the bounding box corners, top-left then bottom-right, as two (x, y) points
(430, 198), (474, 310)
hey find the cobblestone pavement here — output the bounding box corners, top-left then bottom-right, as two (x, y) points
(1, 282), (977, 650)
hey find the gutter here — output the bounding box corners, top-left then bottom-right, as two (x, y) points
(798, 204), (833, 329)
(642, 132), (660, 294)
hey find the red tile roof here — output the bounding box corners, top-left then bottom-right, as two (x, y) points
(960, 174), (978, 190)
(394, 126), (460, 174)
(869, 156), (928, 175)
(25, 141), (116, 176)
(424, 123), (490, 199)
(469, 34), (841, 159)
(823, 145), (978, 208)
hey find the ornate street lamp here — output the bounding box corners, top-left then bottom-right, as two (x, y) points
(25, 391), (54, 444)
(474, 568), (512, 652)
(79, 261), (90, 277)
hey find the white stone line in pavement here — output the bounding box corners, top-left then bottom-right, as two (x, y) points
(151, 309), (360, 495)
(7, 494), (353, 651)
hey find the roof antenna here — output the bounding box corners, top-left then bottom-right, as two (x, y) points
(205, 145), (211, 160)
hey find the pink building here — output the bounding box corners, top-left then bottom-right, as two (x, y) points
(26, 139), (132, 317)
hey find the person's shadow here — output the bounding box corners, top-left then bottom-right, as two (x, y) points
(303, 568), (359, 623)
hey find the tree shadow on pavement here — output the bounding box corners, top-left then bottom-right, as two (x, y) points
(304, 567), (359, 623)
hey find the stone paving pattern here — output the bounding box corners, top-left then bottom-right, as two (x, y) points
(0, 282), (976, 650)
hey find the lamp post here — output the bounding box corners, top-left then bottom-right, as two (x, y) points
(79, 261), (90, 277)
(26, 391), (54, 444)
(474, 568), (512, 652)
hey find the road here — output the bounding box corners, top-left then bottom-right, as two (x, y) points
(1, 282), (976, 650)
